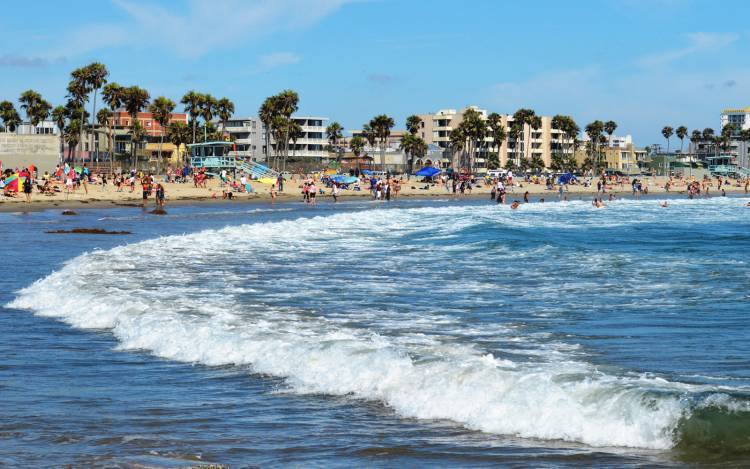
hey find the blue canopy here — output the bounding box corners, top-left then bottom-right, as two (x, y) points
(558, 173), (577, 185)
(361, 169), (373, 175)
(415, 167), (441, 177)
(332, 175), (358, 184)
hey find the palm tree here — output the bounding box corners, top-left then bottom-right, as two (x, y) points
(258, 96), (276, 166)
(528, 114), (542, 167)
(64, 119), (81, 161)
(512, 108), (535, 162)
(149, 96), (176, 174)
(216, 97), (235, 136)
(661, 126), (673, 175)
(507, 121), (523, 167)
(288, 120), (303, 169)
(349, 134), (365, 171)
(406, 115), (422, 135)
(66, 77), (90, 163)
(198, 94), (217, 142)
(101, 83), (124, 166)
(167, 121), (191, 165)
(370, 114), (395, 172)
(84, 62), (108, 163)
(326, 121), (344, 163)
(487, 112), (506, 168)
(675, 125), (688, 153)
(604, 120), (617, 147)
(275, 90), (299, 167)
(51, 105), (67, 162)
(449, 127), (465, 171)
(181, 91), (203, 144)
(122, 86), (150, 169)
(19, 90), (42, 130)
(97, 108), (114, 172)
(585, 120), (604, 173)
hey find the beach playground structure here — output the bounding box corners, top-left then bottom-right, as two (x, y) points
(188, 141), (279, 181)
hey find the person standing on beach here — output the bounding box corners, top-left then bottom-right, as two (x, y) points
(331, 182), (339, 203)
(309, 182), (317, 205)
(155, 183), (165, 207)
(277, 173), (284, 192)
(22, 173), (32, 202)
(141, 176), (151, 207)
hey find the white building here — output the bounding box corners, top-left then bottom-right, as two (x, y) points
(721, 106), (750, 134)
(287, 116), (328, 159)
(16, 120), (59, 136)
(581, 134), (633, 148)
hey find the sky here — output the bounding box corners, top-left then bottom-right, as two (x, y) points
(1, 0), (748, 145)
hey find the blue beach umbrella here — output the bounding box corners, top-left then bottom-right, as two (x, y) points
(415, 167), (441, 177)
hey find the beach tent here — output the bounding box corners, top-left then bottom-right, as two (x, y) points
(3, 173), (24, 192)
(415, 167), (441, 177)
(558, 173), (577, 185)
(332, 175), (358, 184)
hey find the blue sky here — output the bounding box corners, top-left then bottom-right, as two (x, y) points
(1, 0), (748, 145)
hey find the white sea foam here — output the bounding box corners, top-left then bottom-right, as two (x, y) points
(9, 199), (749, 450)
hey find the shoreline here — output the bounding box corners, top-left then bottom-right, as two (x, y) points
(2, 175), (749, 213)
(2, 185), (748, 214)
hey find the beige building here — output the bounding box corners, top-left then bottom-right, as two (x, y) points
(574, 143), (646, 174)
(416, 106), (575, 173)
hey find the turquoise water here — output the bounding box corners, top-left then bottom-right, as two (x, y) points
(2, 196), (750, 467)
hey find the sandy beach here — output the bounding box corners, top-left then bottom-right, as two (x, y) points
(2, 175), (748, 212)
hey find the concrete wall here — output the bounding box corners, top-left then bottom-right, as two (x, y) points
(0, 133), (60, 173)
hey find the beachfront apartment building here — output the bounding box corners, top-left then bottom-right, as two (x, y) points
(720, 106), (750, 135)
(263, 116), (329, 161)
(222, 117), (263, 161)
(109, 111), (189, 162)
(416, 107), (575, 173)
(573, 143), (646, 175)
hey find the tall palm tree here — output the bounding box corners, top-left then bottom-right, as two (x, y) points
(604, 120), (617, 147)
(167, 121), (191, 165)
(198, 94), (217, 142)
(512, 108), (535, 163)
(258, 96), (276, 165)
(661, 126), (673, 175)
(370, 114), (395, 172)
(97, 108), (113, 172)
(675, 125), (688, 153)
(52, 105), (67, 163)
(326, 121), (344, 163)
(19, 90), (42, 130)
(449, 127), (465, 171)
(487, 112), (506, 168)
(406, 115), (422, 135)
(64, 119), (81, 161)
(528, 114), (542, 168)
(66, 77), (90, 163)
(83, 62), (108, 163)
(274, 90), (299, 167)
(349, 134), (365, 172)
(181, 91), (203, 144)
(149, 96), (176, 174)
(101, 82), (124, 165)
(216, 97), (235, 136)
(123, 86), (150, 170)
(287, 120), (303, 170)
(585, 120), (604, 173)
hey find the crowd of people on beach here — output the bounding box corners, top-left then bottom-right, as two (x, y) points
(3, 160), (750, 211)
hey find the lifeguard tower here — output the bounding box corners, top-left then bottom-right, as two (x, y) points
(187, 141), (279, 180)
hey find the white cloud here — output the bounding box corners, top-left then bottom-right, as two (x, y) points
(37, 0), (352, 59)
(636, 32), (739, 68)
(258, 52), (301, 71)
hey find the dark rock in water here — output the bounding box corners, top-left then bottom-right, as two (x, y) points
(61, 210), (78, 216)
(46, 228), (132, 235)
(149, 208), (167, 215)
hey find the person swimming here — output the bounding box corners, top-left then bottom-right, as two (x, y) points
(510, 201), (520, 209)
(660, 201), (668, 208)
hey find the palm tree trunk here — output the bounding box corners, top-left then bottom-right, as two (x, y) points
(91, 89), (98, 167)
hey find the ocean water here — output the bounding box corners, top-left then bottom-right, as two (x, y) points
(2, 196), (750, 468)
